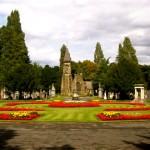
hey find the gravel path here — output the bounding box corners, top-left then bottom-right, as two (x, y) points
(0, 121), (150, 150)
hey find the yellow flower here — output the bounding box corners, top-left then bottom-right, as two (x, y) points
(102, 111), (120, 117)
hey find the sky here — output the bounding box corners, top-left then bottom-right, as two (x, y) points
(0, 0), (150, 66)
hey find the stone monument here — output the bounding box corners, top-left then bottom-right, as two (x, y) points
(98, 83), (103, 98)
(50, 84), (56, 98)
(134, 84), (145, 102)
(104, 91), (107, 100)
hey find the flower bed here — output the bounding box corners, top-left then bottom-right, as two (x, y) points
(0, 111), (40, 120)
(0, 107), (44, 111)
(6, 101), (50, 106)
(104, 107), (150, 111)
(64, 100), (87, 103)
(98, 102), (144, 106)
(97, 113), (150, 121)
(101, 111), (121, 117)
(48, 102), (100, 107)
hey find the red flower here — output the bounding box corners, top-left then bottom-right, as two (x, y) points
(97, 113), (150, 121)
(0, 113), (40, 120)
(48, 102), (100, 107)
(104, 107), (150, 111)
(0, 107), (44, 111)
(6, 101), (50, 106)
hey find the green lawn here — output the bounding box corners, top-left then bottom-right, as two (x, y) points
(0, 100), (150, 122)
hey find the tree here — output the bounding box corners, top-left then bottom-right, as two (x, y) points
(1, 10), (30, 99)
(116, 37), (138, 64)
(116, 37), (143, 99)
(41, 65), (52, 93)
(25, 63), (42, 96)
(2, 10), (30, 68)
(41, 65), (60, 94)
(94, 42), (104, 65)
(50, 66), (60, 93)
(140, 65), (150, 90)
(93, 42), (110, 93)
(0, 27), (4, 88)
(81, 60), (97, 80)
(104, 63), (119, 93)
(93, 58), (109, 93)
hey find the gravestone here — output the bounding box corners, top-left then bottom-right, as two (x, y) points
(104, 91), (107, 100)
(98, 83), (103, 98)
(50, 84), (56, 98)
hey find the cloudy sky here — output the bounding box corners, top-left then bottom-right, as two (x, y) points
(0, 0), (150, 66)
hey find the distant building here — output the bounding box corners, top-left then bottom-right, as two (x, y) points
(61, 48), (93, 96)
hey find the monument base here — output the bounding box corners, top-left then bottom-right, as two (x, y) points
(72, 93), (79, 100)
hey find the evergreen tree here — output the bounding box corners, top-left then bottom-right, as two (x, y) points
(41, 65), (52, 93)
(0, 27), (3, 88)
(94, 42), (104, 65)
(117, 37), (138, 64)
(93, 42), (109, 93)
(1, 10), (30, 99)
(41, 65), (60, 94)
(1, 10), (30, 69)
(116, 37), (143, 99)
(140, 65), (150, 90)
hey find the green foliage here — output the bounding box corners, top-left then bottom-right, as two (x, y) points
(93, 58), (109, 92)
(140, 65), (150, 89)
(41, 65), (60, 94)
(0, 10), (30, 99)
(117, 37), (138, 64)
(93, 42), (109, 92)
(114, 37), (144, 99)
(94, 42), (104, 65)
(80, 60), (97, 80)
(104, 63), (119, 93)
(26, 63), (42, 93)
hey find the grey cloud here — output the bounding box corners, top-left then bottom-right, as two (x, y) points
(132, 34), (150, 47)
(138, 55), (150, 64)
(1, 0), (150, 66)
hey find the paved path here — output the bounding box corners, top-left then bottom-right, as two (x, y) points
(0, 121), (150, 150)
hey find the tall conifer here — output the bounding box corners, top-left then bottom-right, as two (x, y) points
(94, 42), (104, 65)
(1, 10), (30, 99)
(116, 37), (143, 99)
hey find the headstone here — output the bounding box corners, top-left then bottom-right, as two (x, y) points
(98, 83), (103, 98)
(104, 91), (107, 100)
(50, 84), (56, 98)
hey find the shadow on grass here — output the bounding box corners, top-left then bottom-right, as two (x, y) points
(0, 129), (20, 150)
(37, 144), (75, 150)
(123, 133), (150, 150)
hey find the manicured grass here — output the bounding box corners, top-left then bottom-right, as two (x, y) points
(0, 100), (150, 122)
